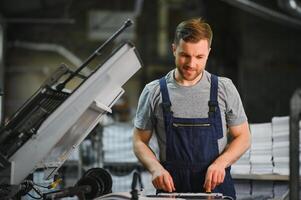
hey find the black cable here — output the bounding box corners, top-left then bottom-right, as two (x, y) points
(24, 183), (43, 200)
(32, 186), (41, 194)
(21, 179), (58, 199)
(223, 195), (234, 200)
(100, 194), (131, 199)
(26, 192), (43, 200)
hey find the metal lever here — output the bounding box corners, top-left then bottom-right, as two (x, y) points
(131, 170), (143, 200)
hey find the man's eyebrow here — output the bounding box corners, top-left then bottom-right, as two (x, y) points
(179, 51), (189, 55)
(178, 51), (205, 57)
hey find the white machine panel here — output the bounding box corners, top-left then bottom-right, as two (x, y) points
(8, 42), (141, 184)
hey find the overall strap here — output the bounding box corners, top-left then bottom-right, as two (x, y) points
(208, 74), (223, 139)
(208, 74), (218, 117)
(159, 77), (172, 114)
(159, 77), (173, 133)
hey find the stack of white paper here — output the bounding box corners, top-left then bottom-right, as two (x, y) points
(233, 180), (251, 199)
(231, 148), (251, 174)
(252, 180), (273, 198)
(273, 181), (289, 199)
(102, 122), (138, 163)
(249, 123), (273, 174)
(272, 116), (290, 175)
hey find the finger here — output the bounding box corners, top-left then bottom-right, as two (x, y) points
(169, 176), (176, 191)
(153, 176), (163, 189)
(216, 173), (222, 186)
(211, 172), (218, 190)
(152, 179), (159, 189)
(222, 171), (226, 183)
(205, 182), (212, 193)
(218, 172), (224, 185)
(204, 172), (212, 192)
(156, 176), (163, 190)
(163, 175), (172, 192)
(152, 180), (157, 189)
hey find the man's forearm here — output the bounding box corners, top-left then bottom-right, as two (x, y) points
(133, 139), (164, 173)
(215, 135), (250, 168)
(214, 122), (251, 168)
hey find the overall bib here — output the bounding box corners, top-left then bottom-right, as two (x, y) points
(159, 74), (236, 199)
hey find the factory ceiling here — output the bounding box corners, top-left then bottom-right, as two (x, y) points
(0, 0), (300, 26)
(0, 0), (138, 24)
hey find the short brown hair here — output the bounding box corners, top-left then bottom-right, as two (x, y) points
(174, 18), (213, 47)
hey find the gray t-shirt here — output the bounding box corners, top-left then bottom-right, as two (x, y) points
(134, 70), (247, 161)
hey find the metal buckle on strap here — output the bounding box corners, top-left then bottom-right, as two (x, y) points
(208, 101), (217, 112)
(208, 101), (218, 117)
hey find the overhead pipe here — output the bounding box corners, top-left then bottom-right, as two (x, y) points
(4, 18), (75, 24)
(11, 41), (90, 76)
(220, 0), (301, 29)
(278, 0), (301, 18)
(0, 0), (71, 15)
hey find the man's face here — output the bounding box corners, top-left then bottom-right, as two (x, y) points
(172, 39), (211, 82)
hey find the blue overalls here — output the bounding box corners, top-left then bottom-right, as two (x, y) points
(159, 74), (236, 199)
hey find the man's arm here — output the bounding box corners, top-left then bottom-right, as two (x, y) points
(133, 127), (175, 192)
(203, 121), (251, 191)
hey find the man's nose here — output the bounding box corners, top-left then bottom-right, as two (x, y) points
(186, 57), (196, 67)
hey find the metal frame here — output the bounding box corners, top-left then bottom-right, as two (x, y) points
(0, 17), (5, 125)
(289, 89), (301, 200)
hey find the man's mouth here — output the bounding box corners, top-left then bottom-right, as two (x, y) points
(183, 67), (194, 73)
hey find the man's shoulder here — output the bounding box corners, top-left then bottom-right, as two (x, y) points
(204, 71), (233, 87)
(144, 70), (173, 93)
(145, 79), (160, 92)
(204, 71), (237, 96)
(218, 76), (233, 87)
(141, 79), (161, 101)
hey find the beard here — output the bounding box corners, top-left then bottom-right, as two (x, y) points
(177, 66), (203, 81)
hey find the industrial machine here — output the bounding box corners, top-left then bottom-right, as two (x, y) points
(0, 19), (142, 199)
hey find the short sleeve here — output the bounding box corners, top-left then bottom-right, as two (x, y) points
(134, 85), (154, 131)
(222, 79), (248, 126)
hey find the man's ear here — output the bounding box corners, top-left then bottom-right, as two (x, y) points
(172, 43), (176, 56)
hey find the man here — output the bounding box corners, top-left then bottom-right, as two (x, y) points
(133, 18), (250, 199)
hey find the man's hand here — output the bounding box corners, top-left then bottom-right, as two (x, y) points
(151, 167), (176, 192)
(203, 163), (225, 192)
